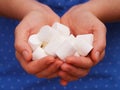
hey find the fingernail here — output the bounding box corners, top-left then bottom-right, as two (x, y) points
(95, 51), (100, 60)
(22, 50), (29, 60)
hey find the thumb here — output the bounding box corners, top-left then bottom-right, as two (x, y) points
(91, 26), (106, 65)
(14, 23), (32, 61)
(60, 79), (68, 86)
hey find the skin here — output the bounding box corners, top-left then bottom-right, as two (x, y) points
(14, 3), (63, 79)
(1, 0), (120, 86)
(0, 0), (63, 79)
(59, 5), (106, 86)
(59, 0), (120, 86)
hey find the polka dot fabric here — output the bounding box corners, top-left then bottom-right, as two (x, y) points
(39, 0), (88, 16)
(0, 0), (120, 90)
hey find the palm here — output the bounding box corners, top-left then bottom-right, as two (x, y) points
(59, 5), (106, 86)
(15, 5), (61, 79)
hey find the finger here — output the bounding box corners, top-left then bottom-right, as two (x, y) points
(60, 79), (68, 86)
(15, 51), (29, 69)
(61, 63), (90, 77)
(14, 22), (32, 61)
(16, 51), (56, 74)
(14, 13), (47, 61)
(36, 60), (63, 78)
(91, 25), (106, 64)
(58, 71), (78, 82)
(100, 50), (105, 61)
(46, 72), (58, 79)
(65, 56), (93, 69)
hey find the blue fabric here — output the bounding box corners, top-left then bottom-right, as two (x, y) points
(0, 0), (120, 90)
(38, 0), (88, 16)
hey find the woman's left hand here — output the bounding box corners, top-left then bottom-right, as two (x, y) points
(59, 4), (106, 86)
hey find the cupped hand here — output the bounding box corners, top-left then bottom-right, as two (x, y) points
(14, 4), (63, 78)
(59, 4), (106, 86)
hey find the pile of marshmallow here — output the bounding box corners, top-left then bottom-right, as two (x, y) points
(28, 22), (93, 61)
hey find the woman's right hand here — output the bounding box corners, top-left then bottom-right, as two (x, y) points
(14, 4), (63, 79)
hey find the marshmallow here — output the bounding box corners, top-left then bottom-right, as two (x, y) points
(75, 37), (93, 56)
(52, 22), (70, 36)
(74, 52), (80, 57)
(37, 25), (54, 42)
(28, 23), (94, 61)
(32, 47), (47, 60)
(76, 34), (93, 45)
(56, 35), (76, 60)
(28, 34), (42, 51)
(44, 36), (66, 56)
(41, 41), (48, 49)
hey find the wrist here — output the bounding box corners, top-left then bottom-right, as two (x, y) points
(15, 1), (46, 20)
(0, 0), (50, 20)
(77, 1), (104, 22)
(78, 0), (120, 22)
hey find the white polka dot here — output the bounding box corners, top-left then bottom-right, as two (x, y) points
(48, 80), (51, 83)
(74, 85), (77, 89)
(99, 63), (103, 66)
(53, 86), (56, 90)
(31, 87), (35, 90)
(8, 49), (12, 53)
(109, 77), (113, 80)
(8, 78), (11, 81)
(3, 71), (6, 74)
(0, 63), (2, 67)
(79, 79), (82, 82)
(63, 86), (67, 89)
(7, 64), (11, 68)
(117, 61), (120, 65)
(37, 80), (40, 84)
(42, 87), (46, 90)
(118, 76), (120, 80)
(3, 56), (7, 60)
(114, 84), (118, 87)
(99, 77), (103, 81)
(21, 87), (24, 90)
(95, 70), (99, 74)
(10, 86), (14, 89)
(89, 78), (93, 81)
(17, 79), (20, 82)
(0, 85), (4, 89)
(113, 69), (117, 73)
(105, 84), (108, 88)
(84, 85), (88, 88)
(1, 33), (5, 37)
(58, 2), (61, 6)
(94, 85), (98, 88)
(108, 62), (112, 65)
(13, 71), (16, 75)
(26, 80), (30, 83)
(104, 70), (108, 73)
(0, 48), (3, 52)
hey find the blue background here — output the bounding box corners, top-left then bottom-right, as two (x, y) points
(0, 0), (120, 90)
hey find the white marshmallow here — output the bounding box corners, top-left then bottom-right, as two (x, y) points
(44, 36), (66, 56)
(75, 37), (93, 56)
(37, 25), (54, 42)
(76, 34), (94, 45)
(50, 29), (65, 41)
(32, 47), (47, 60)
(28, 34), (42, 51)
(74, 52), (80, 57)
(52, 22), (70, 36)
(56, 35), (76, 60)
(68, 34), (76, 45)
